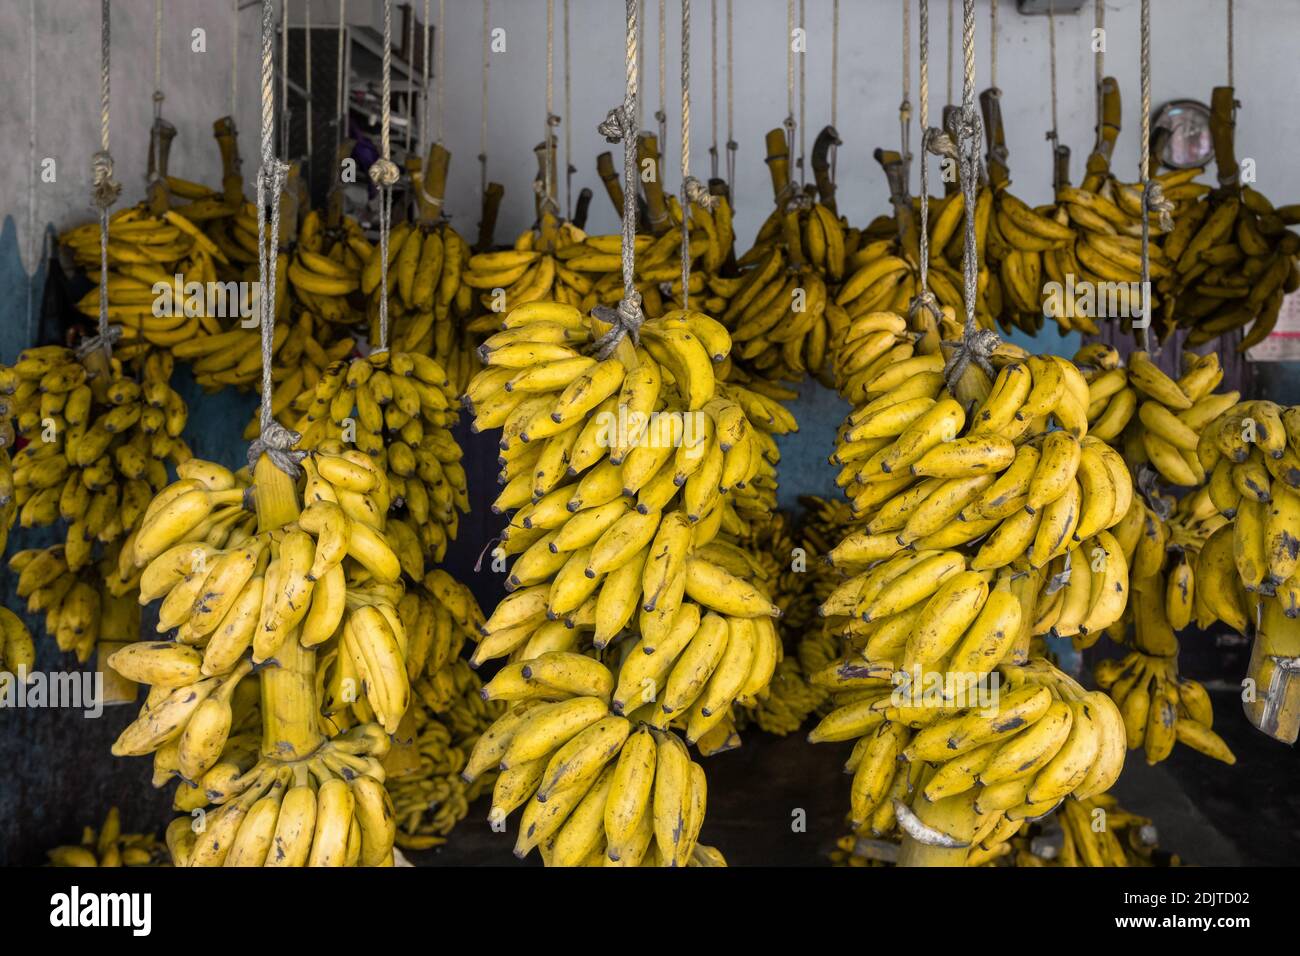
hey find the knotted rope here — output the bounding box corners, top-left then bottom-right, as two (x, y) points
(940, 0), (997, 389)
(680, 0), (717, 309)
(537, 0), (561, 218)
(592, 0), (646, 360)
(147, 0), (165, 188)
(900, 0), (912, 170)
(87, 0), (121, 361)
(909, 0), (942, 326)
(251, 0), (303, 477)
(1136, 0), (1173, 355)
(369, 0), (401, 353)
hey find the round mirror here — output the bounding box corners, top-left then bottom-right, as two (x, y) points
(1153, 99), (1214, 169)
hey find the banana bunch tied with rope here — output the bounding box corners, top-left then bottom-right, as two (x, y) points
(60, 204), (232, 353)
(45, 807), (170, 868)
(9, 543), (138, 663)
(809, 653), (1126, 865)
(264, 349), (468, 564)
(462, 680), (724, 867)
(3, 346), (189, 555)
(109, 451), (412, 866)
(1007, 792), (1180, 868)
(1193, 398), (1300, 744)
(387, 659), (503, 850)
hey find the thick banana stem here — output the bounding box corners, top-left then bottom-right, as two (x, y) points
(253, 454), (325, 761)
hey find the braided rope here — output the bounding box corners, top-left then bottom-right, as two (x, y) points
(637, 0), (645, 130)
(946, 0), (954, 105)
(369, 0), (401, 353)
(725, 0), (735, 195)
(681, 0), (717, 309)
(438, 0), (445, 144)
(901, 0), (912, 169)
(798, 0), (806, 185)
(1046, 0), (1058, 154)
(231, 0), (239, 122)
(1095, 0), (1104, 143)
(306, 0), (315, 164)
(89, 0), (121, 361)
(943, 0), (998, 387)
(830, 0), (839, 184)
(423, 0), (431, 148)
(480, 0), (489, 194)
(336, 0), (347, 157)
(989, 0), (998, 91)
(280, 0), (289, 159)
(593, 0), (645, 361)
(252, 0), (303, 476)
(709, 0), (718, 180)
(404, 1), (414, 153)
(564, 0), (573, 219)
(784, 0), (795, 155)
(148, 0), (165, 185)
(536, 0), (561, 218)
(1137, 0), (1171, 355)
(911, 0), (942, 325)
(657, 0), (667, 163)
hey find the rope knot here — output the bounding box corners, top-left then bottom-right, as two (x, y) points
(942, 326), (1001, 392)
(922, 125), (959, 162)
(589, 293), (645, 361)
(907, 290), (944, 324)
(1143, 179), (1175, 234)
(74, 325), (123, 361)
(598, 105), (635, 144)
(776, 181), (812, 214)
(369, 157), (401, 188)
(782, 114), (796, 135)
(682, 175), (716, 210)
(247, 421), (307, 478)
(89, 151), (121, 210)
(547, 113), (562, 129)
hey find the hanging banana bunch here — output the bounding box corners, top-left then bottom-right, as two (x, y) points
(1168, 87), (1300, 348)
(1189, 398), (1300, 744)
(1005, 792), (1181, 867)
(45, 807), (171, 868)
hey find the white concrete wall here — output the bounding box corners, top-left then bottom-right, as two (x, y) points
(2, 0), (1299, 351)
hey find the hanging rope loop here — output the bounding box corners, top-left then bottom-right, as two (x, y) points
(941, 0), (997, 388)
(252, 0), (304, 476)
(591, 0), (646, 360)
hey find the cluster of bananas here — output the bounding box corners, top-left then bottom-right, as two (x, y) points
(3, 346), (189, 557)
(45, 807), (169, 868)
(276, 350), (468, 563)
(106, 447), (415, 866)
(284, 209), (368, 323)
(0, 605), (35, 691)
(185, 309), (354, 396)
(1075, 346), (1235, 491)
(9, 545), (139, 663)
(810, 657), (1124, 864)
(1008, 793), (1179, 868)
(388, 660), (502, 850)
(60, 205), (231, 352)
(1165, 187), (1300, 349)
(161, 725), (398, 867)
(358, 220), (480, 395)
(1096, 645), (1234, 766)
(1195, 399), (1300, 743)
(462, 690), (724, 867)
